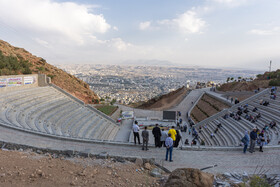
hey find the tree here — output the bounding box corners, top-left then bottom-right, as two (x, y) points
(110, 99), (116, 105)
(226, 77), (230, 82)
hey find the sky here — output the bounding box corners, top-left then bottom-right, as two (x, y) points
(0, 0), (279, 71)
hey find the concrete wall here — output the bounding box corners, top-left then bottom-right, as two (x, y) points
(205, 92), (233, 107)
(0, 74), (48, 93)
(38, 74), (49, 86)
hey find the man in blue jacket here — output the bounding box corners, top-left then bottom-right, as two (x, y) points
(249, 128), (257, 153)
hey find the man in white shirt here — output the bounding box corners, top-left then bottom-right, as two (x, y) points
(160, 129), (168, 147)
(133, 121), (141, 144)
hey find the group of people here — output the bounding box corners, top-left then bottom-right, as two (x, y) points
(223, 104), (262, 123)
(229, 97), (240, 104)
(242, 127), (268, 153)
(132, 121), (181, 162)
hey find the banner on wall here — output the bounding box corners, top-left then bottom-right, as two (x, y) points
(0, 78), (7, 88)
(7, 77), (22, 87)
(24, 76), (36, 85)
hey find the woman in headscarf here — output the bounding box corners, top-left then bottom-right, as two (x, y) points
(242, 131), (250, 154)
(258, 130), (265, 152)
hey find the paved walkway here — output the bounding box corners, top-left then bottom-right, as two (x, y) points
(1, 125), (279, 175)
(114, 119), (133, 142)
(168, 88), (206, 121)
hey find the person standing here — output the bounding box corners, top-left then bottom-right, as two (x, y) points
(160, 129), (168, 147)
(133, 121), (141, 144)
(258, 131), (265, 152)
(141, 126), (149, 151)
(152, 124), (161, 147)
(168, 126), (177, 144)
(242, 131), (250, 154)
(249, 128), (257, 153)
(165, 133), (173, 162)
(174, 130), (181, 147)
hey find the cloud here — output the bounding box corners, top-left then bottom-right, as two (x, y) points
(173, 11), (206, 34)
(139, 21), (151, 30)
(249, 27), (280, 35)
(0, 0), (111, 45)
(110, 38), (132, 51)
(210, 0), (249, 7)
(140, 10), (206, 34)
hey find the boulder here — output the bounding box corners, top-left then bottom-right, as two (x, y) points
(144, 163), (152, 170)
(135, 158), (143, 166)
(150, 168), (162, 178)
(164, 168), (214, 187)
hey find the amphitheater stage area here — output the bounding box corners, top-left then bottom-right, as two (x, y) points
(0, 74), (280, 175)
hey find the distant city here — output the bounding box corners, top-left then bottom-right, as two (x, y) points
(57, 64), (263, 105)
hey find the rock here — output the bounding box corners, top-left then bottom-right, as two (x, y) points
(144, 163), (152, 170)
(164, 168), (214, 187)
(223, 172), (232, 179)
(107, 171), (112, 175)
(215, 181), (230, 187)
(98, 152), (108, 159)
(36, 169), (43, 176)
(242, 171), (249, 180)
(70, 181), (76, 186)
(231, 172), (242, 180)
(135, 158), (143, 166)
(150, 168), (162, 178)
(0, 173), (5, 177)
(115, 157), (125, 163)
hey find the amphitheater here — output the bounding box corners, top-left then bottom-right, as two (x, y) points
(0, 74), (279, 174)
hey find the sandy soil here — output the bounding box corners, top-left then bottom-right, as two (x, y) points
(137, 87), (189, 111)
(216, 91), (256, 101)
(0, 149), (162, 187)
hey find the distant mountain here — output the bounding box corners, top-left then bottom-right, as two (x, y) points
(0, 40), (99, 104)
(121, 59), (178, 66)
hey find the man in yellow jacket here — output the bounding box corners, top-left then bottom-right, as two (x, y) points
(168, 126), (177, 143)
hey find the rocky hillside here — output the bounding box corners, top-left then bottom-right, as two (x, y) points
(0, 40), (99, 104)
(218, 69), (280, 92)
(135, 86), (189, 110)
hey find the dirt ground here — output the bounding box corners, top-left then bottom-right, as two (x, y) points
(0, 149), (163, 187)
(137, 87), (189, 111)
(216, 90), (256, 101)
(191, 94), (229, 123)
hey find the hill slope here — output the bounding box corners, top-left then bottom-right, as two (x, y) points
(0, 40), (99, 104)
(218, 69), (280, 92)
(135, 86), (189, 110)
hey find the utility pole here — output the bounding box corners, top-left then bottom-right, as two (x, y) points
(269, 60), (272, 72)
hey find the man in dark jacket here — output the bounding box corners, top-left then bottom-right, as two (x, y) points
(152, 124), (161, 148)
(142, 126), (149, 151)
(249, 128), (258, 153)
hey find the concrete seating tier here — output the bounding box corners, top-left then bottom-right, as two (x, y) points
(0, 86), (120, 141)
(194, 88), (280, 147)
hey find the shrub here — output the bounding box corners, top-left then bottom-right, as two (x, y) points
(249, 175), (271, 187)
(0, 51), (32, 75)
(47, 74), (56, 79)
(269, 79), (280, 86)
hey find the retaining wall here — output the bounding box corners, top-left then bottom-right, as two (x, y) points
(0, 74), (49, 93)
